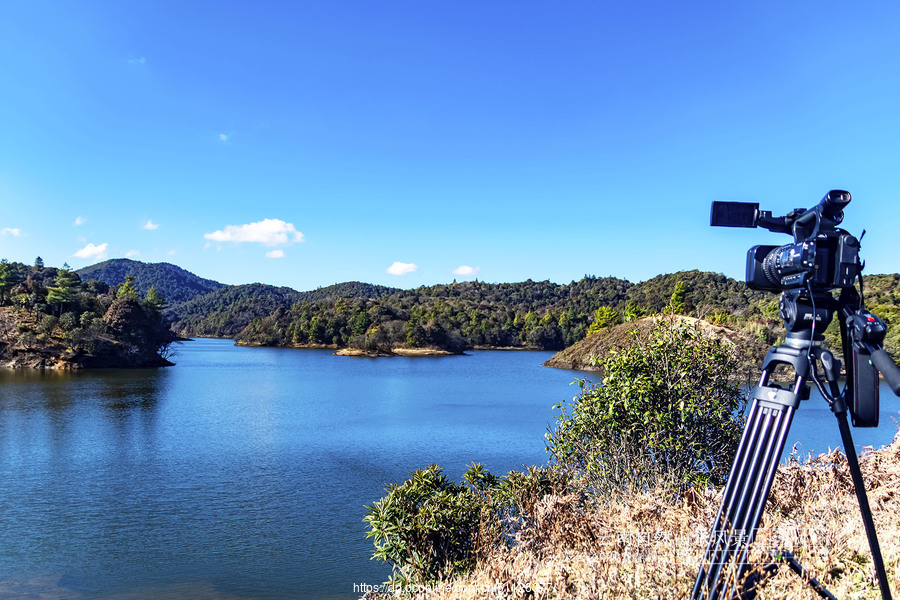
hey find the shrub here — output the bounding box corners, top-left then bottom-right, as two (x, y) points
(79, 311), (99, 328)
(546, 316), (747, 496)
(364, 465), (484, 588)
(59, 312), (78, 331)
(364, 463), (568, 588)
(38, 315), (58, 335)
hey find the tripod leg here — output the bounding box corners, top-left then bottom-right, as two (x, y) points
(834, 405), (894, 599)
(692, 383), (801, 600)
(784, 555), (840, 600)
(738, 553), (840, 600)
(728, 399), (796, 592)
(813, 345), (894, 599)
(692, 397), (767, 599)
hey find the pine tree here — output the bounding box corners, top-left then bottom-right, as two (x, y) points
(669, 280), (688, 314)
(116, 275), (140, 300)
(0, 259), (16, 305)
(143, 286), (167, 313)
(47, 268), (80, 315)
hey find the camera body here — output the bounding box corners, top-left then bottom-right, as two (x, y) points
(745, 233), (860, 293)
(711, 190), (860, 292)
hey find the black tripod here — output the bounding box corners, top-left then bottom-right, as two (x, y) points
(691, 286), (900, 600)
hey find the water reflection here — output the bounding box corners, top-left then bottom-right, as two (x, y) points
(93, 369), (166, 411)
(0, 368), (166, 412)
(0, 574), (267, 599)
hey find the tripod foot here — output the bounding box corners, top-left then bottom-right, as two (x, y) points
(739, 551), (838, 600)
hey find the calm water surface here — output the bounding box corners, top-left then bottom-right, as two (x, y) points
(0, 340), (582, 599)
(0, 339), (897, 599)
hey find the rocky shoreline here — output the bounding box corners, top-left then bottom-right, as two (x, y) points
(334, 346), (461, 358)
(0, 346), (175, 369)
(0, 305), (177, 370)
(233, 339), (464, 358)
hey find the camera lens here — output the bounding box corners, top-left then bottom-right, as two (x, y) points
(761, 247), (786, 287)
(759, 242), (815, 288)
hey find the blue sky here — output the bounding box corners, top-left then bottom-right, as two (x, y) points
(2, 1), (899, 291)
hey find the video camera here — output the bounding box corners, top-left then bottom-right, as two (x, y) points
(693, 189), (900, 600)
(711, 190), (861, 292)
(709, 190), (899, 427)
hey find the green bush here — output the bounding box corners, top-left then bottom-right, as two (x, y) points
(59, 312), (78, 331)
(364, 465), (484, 588)
(364, 463), (567, 588)
(546, 317), (746, 495)
(38, 315), (58, 335)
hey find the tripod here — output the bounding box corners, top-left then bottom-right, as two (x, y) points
(691, 286), (900, 600)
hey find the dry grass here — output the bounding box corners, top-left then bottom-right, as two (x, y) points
(394, 432), (900, 599)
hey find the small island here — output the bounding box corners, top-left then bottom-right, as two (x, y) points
(0, 259), (178, 369)
(334, 346), (460, 358)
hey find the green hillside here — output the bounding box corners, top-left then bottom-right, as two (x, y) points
(230, 271), (771, 352)
(76, 259), (224, 305)
(170, 283), (304, 338)
(168, 281), (401, 338)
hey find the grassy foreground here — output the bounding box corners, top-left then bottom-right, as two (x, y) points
(375, 432), (900, 600)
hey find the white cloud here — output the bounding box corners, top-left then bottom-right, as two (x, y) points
(73, 242), (108, 260)
(128, 56), (146, 65)
(266, 250), (286, 259)
(167, 249), (176, 255)
(1, 228), (20, 236)
(142, 220), (159, 230)
(125, 249), (140, 258)
(219, 133), (229, 142)
(452, 265), (480, 278)
(204, 218), (304, 246)
(387, 261), (418, 276)
(74, 216), (86, 226)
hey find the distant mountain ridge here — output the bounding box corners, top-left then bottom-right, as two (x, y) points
(170, 281), (403, 337)
(76, 259), (225, 305)
(76, 259), (402, 338)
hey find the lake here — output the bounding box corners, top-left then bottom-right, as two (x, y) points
(0, 338), (897, 599)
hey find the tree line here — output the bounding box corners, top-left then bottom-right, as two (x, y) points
(46, 255), (900, 359)
(223, 271), (900, 358)
(227, 271), (790, 353)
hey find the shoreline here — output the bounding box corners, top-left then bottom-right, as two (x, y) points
(334, 347), (461, 358)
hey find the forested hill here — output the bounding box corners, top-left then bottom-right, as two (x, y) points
(169, 283), (303, 338)
(231, 272), (773, 352)
(76, 259), (224, 305)
(71, 259), (900, 359)
(75, 260), (401, 338)
(227, 271), (900, 359)
(169, 281), (401, 338)
(300, 281), (401, 303)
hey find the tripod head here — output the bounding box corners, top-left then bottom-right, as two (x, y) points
(778, 289), (833, 344)
(777, 285), (890, 427)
